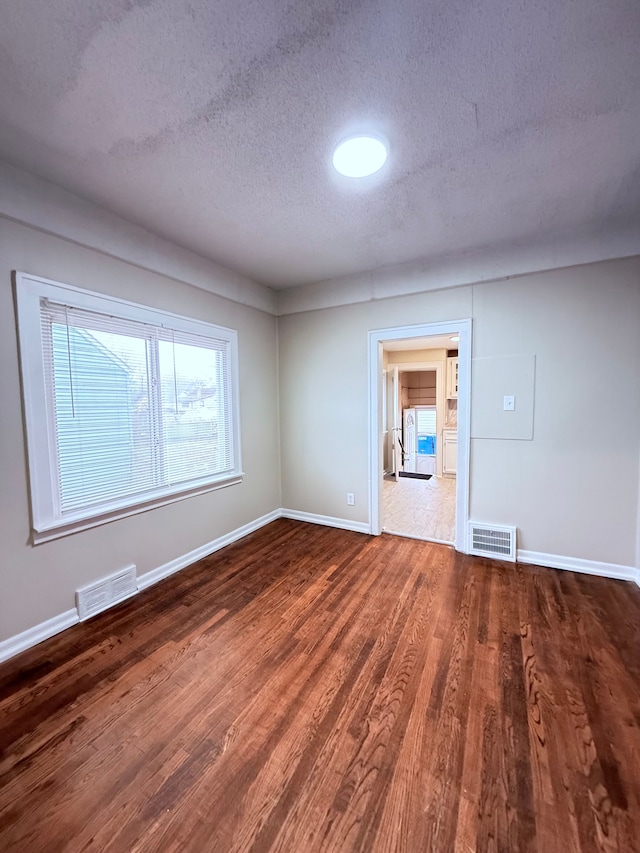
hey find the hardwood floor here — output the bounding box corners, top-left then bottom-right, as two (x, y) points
(1, 519), (639, 852)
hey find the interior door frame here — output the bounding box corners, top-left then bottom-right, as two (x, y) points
(390, 360), (444, 477)
(391, 365), (400, 481)
(367, 319), (472, 553)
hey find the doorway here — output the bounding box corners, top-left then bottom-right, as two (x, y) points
(368, 320), (471, 553)
(384, 352), (453, 542)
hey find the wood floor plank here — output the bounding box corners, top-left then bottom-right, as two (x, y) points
(1, 519), (639, 853)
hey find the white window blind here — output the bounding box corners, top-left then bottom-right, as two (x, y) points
(416, 406), (436, 434)
(15, 272), (242, 541)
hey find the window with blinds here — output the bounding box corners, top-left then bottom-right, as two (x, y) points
(15, 272), (242, 541)
(416, 406), (437, 434)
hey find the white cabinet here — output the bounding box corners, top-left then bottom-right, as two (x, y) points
(443, 429), (458, 475)
(446, 357), (459, 399)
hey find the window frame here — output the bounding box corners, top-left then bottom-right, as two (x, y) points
(14, 271), (243, 543)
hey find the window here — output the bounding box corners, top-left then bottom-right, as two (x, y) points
(416, 406), (436, 435)
(416, 406), (437, 455)
(15, 272), (242, 541)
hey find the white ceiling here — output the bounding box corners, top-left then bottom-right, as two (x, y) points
(0, 0), (639, 290)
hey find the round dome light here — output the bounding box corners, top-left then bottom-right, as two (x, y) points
(332, 135), (388, 178)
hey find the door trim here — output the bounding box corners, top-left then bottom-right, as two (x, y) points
(367, 319), (472, 553)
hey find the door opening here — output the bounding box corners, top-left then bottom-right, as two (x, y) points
(368, 321), (471, 553)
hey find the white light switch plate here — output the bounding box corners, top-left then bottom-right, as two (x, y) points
(503, 395), (515, 411)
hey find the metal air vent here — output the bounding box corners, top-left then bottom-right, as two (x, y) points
(76, 565), (137, 621)
(468, 523), (516, 562)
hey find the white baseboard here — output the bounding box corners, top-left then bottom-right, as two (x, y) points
(0, 510), (281, 665)
(0, 508), (363, 664)
(517, 549), (637, 583)
(0, 609), (79, 664)
(137, 510), (281, 590)
(4, 518), (635, 666)
(280, 508), (370, 535)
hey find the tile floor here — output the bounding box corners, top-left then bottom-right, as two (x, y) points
(382, 474), (456, 543)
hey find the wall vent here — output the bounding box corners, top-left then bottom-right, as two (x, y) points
(76, 565), (137, 621)
(468, 523), (517, 562)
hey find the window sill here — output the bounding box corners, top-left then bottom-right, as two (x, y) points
(31, 473), (245, 544)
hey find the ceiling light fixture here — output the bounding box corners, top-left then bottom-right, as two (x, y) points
(332, 135), (388, 178)
(450, 335), (460, 342)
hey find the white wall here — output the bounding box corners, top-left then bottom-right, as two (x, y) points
(279, 257), (640, 568)
(0, 217), (280, 642)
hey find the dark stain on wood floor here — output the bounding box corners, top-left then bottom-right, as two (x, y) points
(1, 519), (639, 852)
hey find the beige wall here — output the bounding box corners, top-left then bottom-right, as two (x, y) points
(279, 257), (640, 567)
(0, 218), (280, 641)
(279, 286), (473, 516)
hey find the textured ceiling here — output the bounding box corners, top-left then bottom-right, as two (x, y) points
(0, 0), (639, 289)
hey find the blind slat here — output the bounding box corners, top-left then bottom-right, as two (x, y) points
(416, 406), (437, 434)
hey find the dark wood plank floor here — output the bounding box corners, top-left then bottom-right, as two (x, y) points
(1, 519), (640, 852)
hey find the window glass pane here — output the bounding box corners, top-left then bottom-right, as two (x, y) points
(158, 338), (232, 484)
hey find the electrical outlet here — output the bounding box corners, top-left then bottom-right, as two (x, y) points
(346, 492), (355, 506)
